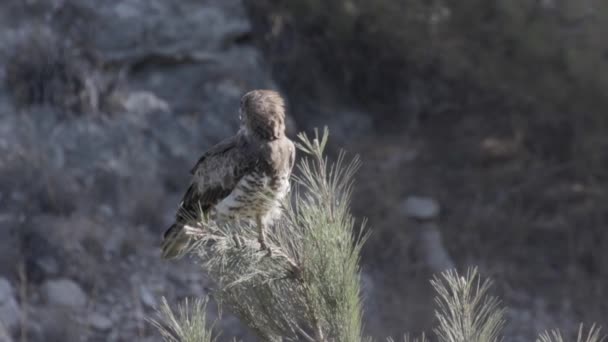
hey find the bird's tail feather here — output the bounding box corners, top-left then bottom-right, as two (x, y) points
(161, 223), (193, 260)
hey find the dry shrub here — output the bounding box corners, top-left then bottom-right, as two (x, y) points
(4, 29), (100, 114)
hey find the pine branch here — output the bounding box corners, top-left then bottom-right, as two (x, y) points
(387, 333), (428, 342)
(431, 268), (505, 342)
(148, 297), (218, 342)
(163, 127), (366, 342)
(537, 324), (606, 342)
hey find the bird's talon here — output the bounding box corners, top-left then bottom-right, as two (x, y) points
(258, 237), (272, 256)
(259, 243), (272, 257)
(232, 233), (241, 248)
(258, 239), (268, 252)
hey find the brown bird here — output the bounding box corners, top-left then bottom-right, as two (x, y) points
(161, 90), (296, 259)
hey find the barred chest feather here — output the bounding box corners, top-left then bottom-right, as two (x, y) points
(213, 171), (290, 222)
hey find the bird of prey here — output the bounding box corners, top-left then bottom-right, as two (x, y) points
(161, 90), (296, 259)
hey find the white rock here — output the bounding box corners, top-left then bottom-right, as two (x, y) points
(0, 278), (20, 333)
(123, 91), (170, 114)
(402, 196), (440, 220)
(139, 285), (157, 308)
(41, 279), (87, 309)
(88, 312), (113, 331)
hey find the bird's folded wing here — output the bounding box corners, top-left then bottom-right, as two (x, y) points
(177, 135), (252, 222)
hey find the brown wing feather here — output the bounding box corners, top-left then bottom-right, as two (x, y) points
(174, 184), (231, 224)
(189, 136), (237, 175)
(177, 134), (254, 224)
(162, 134), (254, 258)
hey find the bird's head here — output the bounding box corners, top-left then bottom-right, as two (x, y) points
(239, 90), (286, 141)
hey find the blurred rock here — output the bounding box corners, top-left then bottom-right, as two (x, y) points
(0, 278), (20, 333)
(41, 279), (87, 309)
(138, 285), (157, 309)
(480, 133), (522, 161)
(31, 306), (83, 342)
(402, 196), (440, 220)
(118, 91), (170, 114)
(88, 312), (113, 331)
(415, 223), (454, 272)
(0, 328), (13, 342)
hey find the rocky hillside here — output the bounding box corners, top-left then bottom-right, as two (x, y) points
(0, 0), (279, 341)
(1, 0), (607, 341)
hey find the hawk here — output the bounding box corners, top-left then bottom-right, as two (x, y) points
(161, 90), (296, 259)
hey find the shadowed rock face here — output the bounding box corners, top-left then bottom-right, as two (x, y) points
(0, 0), (279, 341)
